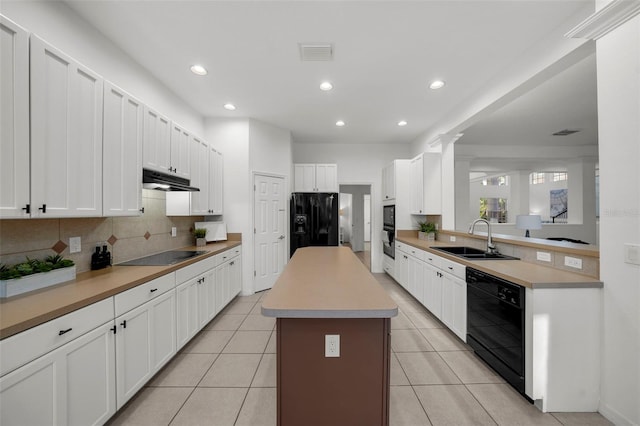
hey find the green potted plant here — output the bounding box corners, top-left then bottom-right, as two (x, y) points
(418, 221), (437, 241)
(193, 228), (208, 247)
(0, 255), (76, 298)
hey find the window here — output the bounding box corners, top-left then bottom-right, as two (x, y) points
(482, 175), (508, 186)
(479, 197), (508, 223)
(530, 172), (545, 185)
(552, 172), (567, 182)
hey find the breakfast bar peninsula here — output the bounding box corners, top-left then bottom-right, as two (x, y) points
(262, 247), (398, 426)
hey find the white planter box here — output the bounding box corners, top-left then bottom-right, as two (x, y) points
(0, 266), (76, 298)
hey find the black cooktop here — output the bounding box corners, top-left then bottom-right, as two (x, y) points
(118, 250), (208, 266)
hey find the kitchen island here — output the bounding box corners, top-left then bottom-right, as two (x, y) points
(262, 246), (397, 426)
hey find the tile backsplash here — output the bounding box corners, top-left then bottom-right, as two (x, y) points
(0, 190), (204, 273)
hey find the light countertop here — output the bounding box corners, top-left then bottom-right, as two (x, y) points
(0, 241), (241, 340)
(262, 246), (398, 318)
(396, 236), (603, 289)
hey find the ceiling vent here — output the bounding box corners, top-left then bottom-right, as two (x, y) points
(299, 43), (333, 61)
(552, 129), (580, 136)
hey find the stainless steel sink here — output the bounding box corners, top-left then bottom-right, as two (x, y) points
(431, 246), (519, 260)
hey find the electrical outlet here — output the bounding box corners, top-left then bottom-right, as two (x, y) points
(325, 334), (340, 357)
(69, 237), (81, 254)
(564, 256), (583, 269)
(536, 251), (551, 262)
(624, 243), (640, 265)
(449, 236), (456, 242)
(171, 227), (177, 237)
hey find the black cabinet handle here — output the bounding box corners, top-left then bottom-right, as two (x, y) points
(140, 207), (145, 214)
(38, 204), (47, 213)
(121, 320), (127, 328)
(150, 288), (158, 293)
(110, 326), (117, 334)
(58, 328), (72, 336)
(22, 204), (30, 214)
(448, 266), (454, 270)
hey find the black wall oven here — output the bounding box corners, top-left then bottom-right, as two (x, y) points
(466, 267), (526, 394)
(382, 205), (395, 259)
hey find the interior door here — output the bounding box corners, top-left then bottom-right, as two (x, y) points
(254, 174), (286, 292)
(364, 194), (371, 242)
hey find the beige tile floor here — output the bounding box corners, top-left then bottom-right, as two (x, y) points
(107, 273), (613, 426)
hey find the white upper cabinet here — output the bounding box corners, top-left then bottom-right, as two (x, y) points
(170, 122), (191, 179)
(409, 153), (442, 215)
(209, 148), (224, 215)
(381, 161), (396, 202)
(189, 135), (210, 215)
(103, 82), (143, 216)
(142, 106), (171, 174)
(0, 16), (29, 219)
(294, 163), (338, 192)
(30, 35), (103, 218)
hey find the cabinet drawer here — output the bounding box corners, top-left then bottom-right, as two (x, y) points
(175, 255), (217, 284)
(383, 255), (394, 276)
(217, 247), (239, 266)
(114, 273), (175, 317)
(423, 251), (442, 269)
(0, 297), (114, 376)
(440, 258), (466, 280)
(406, 246), (426, 262)
(395, 242), (406, 254)
(228, 246), (242, 259)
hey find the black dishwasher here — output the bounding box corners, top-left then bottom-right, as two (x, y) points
(466, 267), (525, 394)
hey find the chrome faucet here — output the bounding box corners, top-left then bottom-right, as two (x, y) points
(468, 218), (498, 254)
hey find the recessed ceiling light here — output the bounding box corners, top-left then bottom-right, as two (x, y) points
(429, 80), (446, 90)
(397, 120), (408, 126)
(320, 81), (333, 91)
(335, 120), (345, 127)
(190, 65), (208, 76)
(223, 103), (236, 111)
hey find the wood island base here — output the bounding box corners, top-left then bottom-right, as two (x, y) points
(276, 317), (391, 426)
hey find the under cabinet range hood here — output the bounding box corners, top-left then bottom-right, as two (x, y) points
(142, 169), (200, 192)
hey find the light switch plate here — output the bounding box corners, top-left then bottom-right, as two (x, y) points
(536, 251), (551, 262)
(624, 243), (640, 265)
(69, 237), (81, 254)
(564, 256), (583, 269)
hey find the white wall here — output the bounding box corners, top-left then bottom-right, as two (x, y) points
(596, 12), (640, 426)
(0, 1), (203, 134)
(293, 143), (412, 272)
(205, 118), (292, 296)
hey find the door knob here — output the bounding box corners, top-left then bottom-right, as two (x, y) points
(278, 235), (285, 240)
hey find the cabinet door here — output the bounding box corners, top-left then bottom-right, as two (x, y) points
(149, 289), (176, 372)
(0, 322), (116, 426)
(408, 256), (424, 303)
(103, 81), (143, 216)
(209, 149), (224, 214)
(142, 106), (171, 174)
(199, 269), (217, 327)
(395, 253), (409, 290)
(215, 261), (231, 313)
(315, 164), (338, 192)
(30, 35), (103, 218)
(115, 301), (153, 408)
(294, 164), (316, 192)
(229, 257), (242, 297)
(410, 155), (424, 214)
(176, 278), (200, 350)
(170, 122), (190, 179)
(422, 153), (442, 215)
(189, 136), (209, 215)
(423, 263), (442, 319)
(441, 273), (466, 341)
(0, 16), (30, 218)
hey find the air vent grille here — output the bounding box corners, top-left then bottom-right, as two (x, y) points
(299, 43), (333, 61)
(552, 129), (580, 136)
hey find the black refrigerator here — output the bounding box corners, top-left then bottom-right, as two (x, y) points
(290, 192), (339, 257)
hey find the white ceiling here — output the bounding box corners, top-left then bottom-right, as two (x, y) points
(65, 0), (596, 146)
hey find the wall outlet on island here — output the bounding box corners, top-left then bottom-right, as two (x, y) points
(537, 251), (551, 262)
(449, 236), (456, 242)
(171, 227), (177, 237)
(325, 334), (340, 358)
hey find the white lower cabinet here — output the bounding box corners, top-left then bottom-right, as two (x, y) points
(0, 321), (116, 426)
(393, 243), (466, 342)
(1, 245), (242, 425)
(115, 286), (176, 409)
